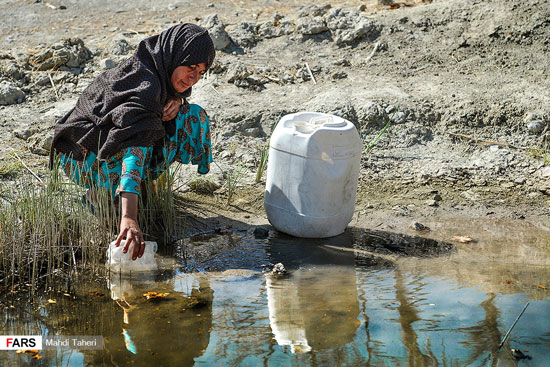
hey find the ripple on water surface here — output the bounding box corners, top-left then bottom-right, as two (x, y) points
(2, 228), (549, 366)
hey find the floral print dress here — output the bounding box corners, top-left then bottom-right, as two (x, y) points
(58, 104), (212, 199)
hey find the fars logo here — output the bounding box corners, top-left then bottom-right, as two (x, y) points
(0, 336), (42, 350)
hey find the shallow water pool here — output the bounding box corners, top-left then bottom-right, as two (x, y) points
(2, 227), (549, 366)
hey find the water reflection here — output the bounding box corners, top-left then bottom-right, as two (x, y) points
(2, 227), (549, 366)
(103, 271), (213, 366)
(266, 231), (362, 353)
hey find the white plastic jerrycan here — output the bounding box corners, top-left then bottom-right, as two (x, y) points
(106, 240), (158, 273)
(264, 112), (361, 238)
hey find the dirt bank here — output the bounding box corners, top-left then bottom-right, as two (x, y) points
(1, 0), (550, 237)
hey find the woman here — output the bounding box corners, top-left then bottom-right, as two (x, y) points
(50, 24), (216, 261)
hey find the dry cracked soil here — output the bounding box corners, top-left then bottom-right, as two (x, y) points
(1, 0), (550, 246)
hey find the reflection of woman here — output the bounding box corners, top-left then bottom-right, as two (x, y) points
(106, 274), (213, 364)
(50, 24), (215, 260)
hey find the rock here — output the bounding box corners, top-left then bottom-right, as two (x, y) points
(392, 205), (410, 216)
(200, 14), (232, 50)
(258, 20), (294, 38)
(243, 127), (263, 137)
(0, 60), (26, 80)
(524, 112), (546, 134)
(30, 72), (51, 87)
(296, 16), (328, 35)
(537, 166), (550, 178)
(392, 110), (408, 124)
(13, 127), (40, 140)
(100, 58), (116, 69)
(108, 37), (132, 56)
(28, 38), (92, 71)
(331, 71), (347, 79)
(528, 191), (542, 198)
(225, 63), (266, 90)
(188, 177), (220, 194)
(271, 263), (287, 276)
(226, 63), (251, 83)
(28, 131), (53, 156)
(325, 8), (381, 44)
(295, 65), (312, 82)
(527, 120), (544, 134)
(298, 5), (329, 18)
(409, 221), (430, 231)
(228, 21), (258, 48)
(0, 81), (25, 105)
(42, 98), (78, 121)
(336, 18), (381, 44)
(426, 199), (438, 207)
(253, 227), (269, 239)
(331, 58), (351, 67)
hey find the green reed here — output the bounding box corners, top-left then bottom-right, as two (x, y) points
(139, 164), (183, 245)
(365, 109), (398, 154)
(255, 141), (270, 183)
(0, 157), (181, 292)
(0, 171), (116, 293)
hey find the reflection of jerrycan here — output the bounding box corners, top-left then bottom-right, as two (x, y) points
(106, 240), (158, 273)
(265, 112), (361, 238)
(266, 266), (361, 352)
(266, 276), (312, 353)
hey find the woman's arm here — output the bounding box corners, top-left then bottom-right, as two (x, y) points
(115, 192), (146, 260)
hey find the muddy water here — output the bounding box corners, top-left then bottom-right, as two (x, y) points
(2, 227), (550, 366)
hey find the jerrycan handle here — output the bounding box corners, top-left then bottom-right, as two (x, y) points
(311, 116), (346, 128)
(283, 120), (315, 134)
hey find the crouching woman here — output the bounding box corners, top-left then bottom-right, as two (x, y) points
(50, 24), (216, 261)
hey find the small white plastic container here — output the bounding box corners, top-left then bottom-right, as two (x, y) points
(264, 112), (361, 238)
(106, 240), (158, 273)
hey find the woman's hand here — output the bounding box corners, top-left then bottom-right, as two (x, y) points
(162, 98), (182, 121)
(114, 192), (145, 260)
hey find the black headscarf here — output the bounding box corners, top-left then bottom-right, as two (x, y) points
(51, 23), (215, 163)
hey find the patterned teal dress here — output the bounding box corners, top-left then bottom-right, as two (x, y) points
(58, 104), (212, 199)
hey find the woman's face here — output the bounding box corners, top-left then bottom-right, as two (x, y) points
(170, 63), (207, 93)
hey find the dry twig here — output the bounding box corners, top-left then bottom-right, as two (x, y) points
(366, 41), (380, 62)
(13, 152), (43, 184)
(449, 133), (520, 149)
(304, 62), (316, 85)
(48, 72), (59, 100)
